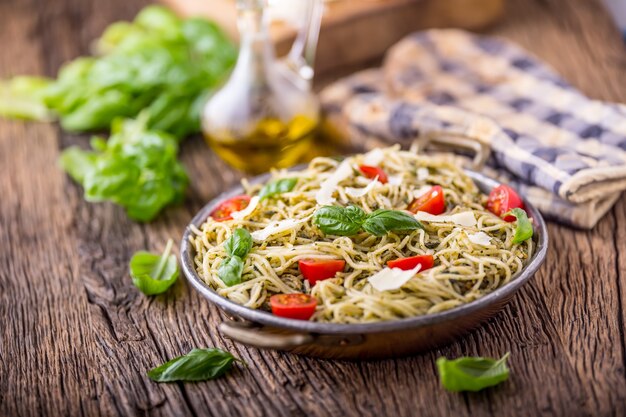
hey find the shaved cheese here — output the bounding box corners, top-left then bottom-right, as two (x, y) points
(251, 218), (306, 241)
(414, 211), (477, 227)
(368, 265), (422, 291)
(417, 167), (429, 180)
(413, 185), (433, 199)
(345, 178), (381, 198)
(362, 148), (385, 166)
(388, 175), (403, 186)
(315, 160), (353, 205)
(231, 196), (260, 220)
(467, 231), (492, 246)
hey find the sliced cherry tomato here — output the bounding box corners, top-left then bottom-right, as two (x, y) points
(299, 259), (346, 285)
(486, 185), (524, 222)
(358, 165), (388, 184)
(270, 293), (317, 320)
(387, 254), (434, 271)
(407, 185), (445, 215)
(210, 195), (251, 222)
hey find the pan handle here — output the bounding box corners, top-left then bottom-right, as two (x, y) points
(414, 133), (490, 170)
(219, 321), (315, 350)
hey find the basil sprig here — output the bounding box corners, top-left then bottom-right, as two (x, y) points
(436, 353), (510, 392)
(129, 239), (179, 295)
(148, 348), (242, 382)
(258, 178), (297, 200)
(504, 208), (533, 244)
(218, 228), (253, 286)
(314, 205), (423, 237)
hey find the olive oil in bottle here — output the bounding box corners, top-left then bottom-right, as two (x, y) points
(202, 0), (322, 174)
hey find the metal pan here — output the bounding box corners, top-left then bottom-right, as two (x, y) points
(180, 168), (548, 360)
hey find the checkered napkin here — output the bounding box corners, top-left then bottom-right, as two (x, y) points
(320, 29), (626, 229)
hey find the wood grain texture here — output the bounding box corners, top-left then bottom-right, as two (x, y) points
(1, 0), (625, 416)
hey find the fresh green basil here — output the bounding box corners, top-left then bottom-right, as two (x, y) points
(362, 209), (424, 236)
(314, 206), (423, 237)
(224, 228), (252, 258)
(129, 239), (179, 295)
(59, 116), (189, 222)
(504, 208), (533, 244)
(218, 255), (244, 287)
(314, 205), (367, 236)
(0, 5), (236, 137)
(148, 348), (241, 382)
(436, 353), (510, 392)
(258, 178), (298, 200)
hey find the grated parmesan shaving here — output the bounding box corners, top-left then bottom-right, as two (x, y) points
(368, 265), (422, 291)
(315, 160), (353, 205)
(414, 211), (477, 227)
(231, 196), (260, 220)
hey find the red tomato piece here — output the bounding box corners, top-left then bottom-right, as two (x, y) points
(299, 259), (346, 285)
(358, 165), (388, 184)
(486, 185), (524, 222)
(387, 254), (434, 271)
(210, 195), (251, 222)
(407, 186), (446, 215)
(270, 294), (317, 320)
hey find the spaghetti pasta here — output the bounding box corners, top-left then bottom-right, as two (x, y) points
(189, 147), (533, 323)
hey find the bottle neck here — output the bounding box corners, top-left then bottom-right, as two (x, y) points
(235, 0), (275, 72)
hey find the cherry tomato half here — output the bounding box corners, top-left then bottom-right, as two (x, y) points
(407, 186), (445, 215)
(270, 293), (317, 320)
(299, 259), (346, 285)
(387, 254), (434, 271)
(210, 195), (251, 222)
(486, 185), (524, 222)
(358, 165), (388, 184)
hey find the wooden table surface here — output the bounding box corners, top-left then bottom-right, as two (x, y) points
(2, 0), (626, 416)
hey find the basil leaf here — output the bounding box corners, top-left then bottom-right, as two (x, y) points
(224, 228), (252, 258)
(437, 353), (510, 392)
(314, 205), (367, 236)
(218, 255), (244, 286)
(258, 178), (298, 200)
(129, 239), (179, 295)
(148, 348), (240, 382)
(504, 208), (533, 244)
(59, 116), (189, 222)
(362, 209), (424, 236)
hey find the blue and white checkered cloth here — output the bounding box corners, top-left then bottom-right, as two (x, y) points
(321, 30), (626, 229)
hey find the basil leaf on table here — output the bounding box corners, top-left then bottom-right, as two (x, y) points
(218, 255), (244, 287)
(504, 208), (533, 244)
(59, 116), (189, 222)
(362, 209), (424, 236)
(148, 348), (241, 382)
(313, 205), (367, 236)
(129, 239), (179, 295)
(258, 178), (298, 200)
(224, 228), (253, 258)
(436, 353), (510, 392)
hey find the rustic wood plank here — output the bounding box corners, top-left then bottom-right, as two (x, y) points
(1, 0), (625, 416)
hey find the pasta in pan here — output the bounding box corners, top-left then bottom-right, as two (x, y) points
(189, 146), (533, 323)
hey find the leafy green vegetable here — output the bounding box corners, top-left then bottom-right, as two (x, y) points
(258, 178), (298, 200)
(0, 5), (236, 137)
(314, 206), (422, 237)
(148, 348), (241, 382)
(362, 209), (424, 236)
(504, 208), (533, 244)
(217, 255), (244, 287)
(436, 353), (510, 392)
(59, 116), (188, 221)
(224, 228), (253, 259)
(129, 239), (179, 295)
(314, 205), (368, 236)
(0, 77), (53, 121)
